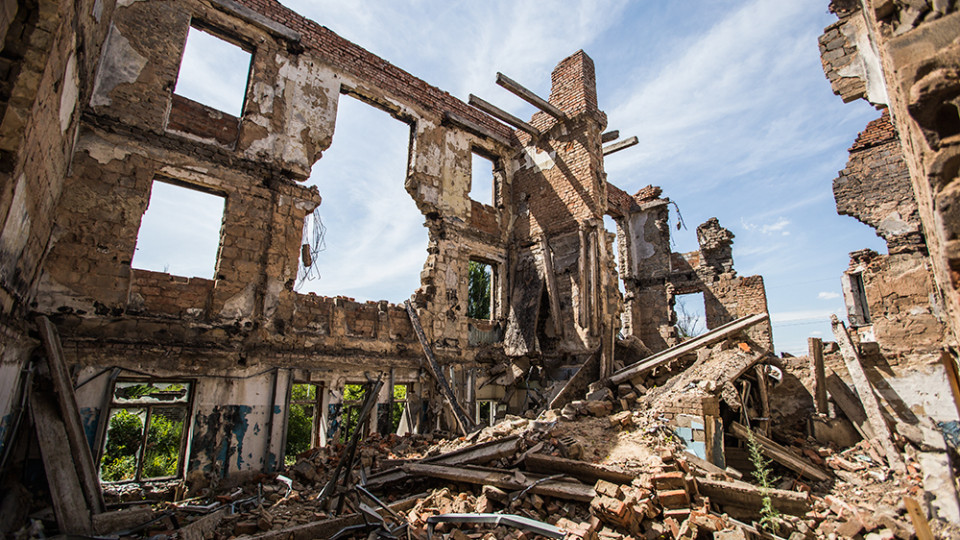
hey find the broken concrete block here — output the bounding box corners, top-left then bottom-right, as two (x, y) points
(586, 387), (614, 402)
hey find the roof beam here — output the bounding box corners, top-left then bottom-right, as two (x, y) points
(496, 72), (566, 120)
(602, 136), (638, 156)
(601, 130), (619, 143)
(468, 94), (541, 137)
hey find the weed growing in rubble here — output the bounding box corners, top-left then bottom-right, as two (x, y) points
(745, 427), (781, 533)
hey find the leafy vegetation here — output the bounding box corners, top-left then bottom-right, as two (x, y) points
(746, 426), (781, 533)
(390, 384), (408, 432)
(467, 261), (491, 319)
(100, 407), (185, 481)
(100, 409), (143, 482)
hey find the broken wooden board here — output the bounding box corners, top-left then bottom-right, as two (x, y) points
(503, 254), (544, 357)
(825, 371), (877, 442)
(809, 337), (829, 414)
(729, 422), (831, 483)
(36, 315), (105, 514)
(696, 478), (810, 516)
(30, 391), (94, 534)
(404, 301), (474, 435)
(403, 463), (594, 502)
(904, 496), (935, 540)
(609, 313), (769, 385)
(547, 349), (600, 410)
(831, 315), (905, 471)
(363, 435), (521, 490)
(523, 453), (633, 485)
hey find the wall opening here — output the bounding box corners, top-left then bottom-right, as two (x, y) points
(476, 399), (497, 427)
(390, 384), (410, 434)
(848, 272), (871, 326)
(132, 179), (225, 279)
(470, 151), (495, 205)
(99, 381), (192, 483)
(467, 260), (493, 320)
(936, 103), (960, 139)
(296, 94), (425, 302)
(339, 383), (367, 443)
(285, 382), (323, 464)
(174, 23), (252, 117)
(675, 291), (707, 339)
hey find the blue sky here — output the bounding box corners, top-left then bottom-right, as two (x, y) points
(150, 0), (887, 355)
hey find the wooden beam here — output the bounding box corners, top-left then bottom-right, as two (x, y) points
(36, 316), (105, 514)
(809, 337), (828, 414)
(602, 136), (638, 156)
(539, 238), (563, 338)
(609, 313), (769, 385)
(696, 478), (810, 516)
(601, 130), (619, 143)
(754, 365), (771, 437)
(831, 315), (905, 471)
(523, 453), (633, 485)
(364, 435), (521, 489)
(30, 392), (94, 534)
(904, 496), (935, 540)
(208, 0), (301, 42)
(729, 422), (831, 483)
(496, 72), (566, 120)
(442, 111), (512, 147)
(403, 463), (594, 502)
(404, 301), (474, 435)
(468, 94), (541, 137)
(548, 348), (599, 410)
(682, 451), (742, 480)
(941, 350), (960, 422)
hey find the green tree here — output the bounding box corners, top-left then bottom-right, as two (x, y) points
(467, 261), (491, 319)
(142, 408), (184, 478)
(100, 409), (144, 482)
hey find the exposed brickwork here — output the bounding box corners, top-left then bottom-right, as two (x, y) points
(849, 110), (897, 151)
(819, 20), (867, 104)
(167, 94), (240, 148)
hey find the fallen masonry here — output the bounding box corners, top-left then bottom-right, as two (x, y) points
(1, 0), (959, 537)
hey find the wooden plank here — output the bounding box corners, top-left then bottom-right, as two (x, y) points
(548, 349), (599, 409)
(468, 94), (541, 137)
(904, 496), (935, 540)
(696, 478), (810, 516)
(601, 130), (619, 143)
(539, 238), (563, 338)
(609, 313), (769, 385)
(404, 463), (594, 502)
(940, 350), (960, 422)
(729, 422), (831, 483)
(443, 111), (512, 147)
(754, 365), (771, 437)
(404, 301), (474, 435)
(830, 315), (905, 471)
(523, 453), (633, 485)
(363, 435), (522, 489)
(825, 371), (876, 441)
(35, 315), (105, 514)
(602, 136), (638, 156)
(809, 337), (828, 414)
(208, 0), (301, 42)
(682, 451), (742, 480)
(30, 391), (94, 534)
(496, 72), (566, 119)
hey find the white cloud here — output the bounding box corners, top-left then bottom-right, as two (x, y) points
(740, 217), (791, 236)
(818, 291), (841, 300)
(810, 330), (823, 336)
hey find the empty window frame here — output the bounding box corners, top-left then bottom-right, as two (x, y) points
(470, 151), (496, 205)
(285, 382), (324, 464)
(674, 291), (706, 339)
(132, 179), (226, 279)
(467, 260), (494, 320)
(390, 384), (410, 434)
(339, 383), (368, 443)
(99, 381), (192, 483)
(174, 23), (252, 117)
(476, 399), (497, 427)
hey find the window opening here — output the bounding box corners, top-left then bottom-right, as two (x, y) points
(603, 214), (626, 296)
(675, 291), (706, 339)
(470, 152), (495, 205)
(296, 94), (425, 302)
(476, 400), (496, 427)
(285, 382), (323, 464)
(390, 384), (410, 434)
(468, 260), (493, 319)
(132, 179), (225, 279)
(174, 24), (252, 117)
(339, 383), (367, 443)
(99, 381), (191, 483)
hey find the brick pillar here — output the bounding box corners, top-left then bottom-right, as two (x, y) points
(548, 50), (599, 118)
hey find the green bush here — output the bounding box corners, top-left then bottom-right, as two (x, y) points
(100, 409), (143, 482)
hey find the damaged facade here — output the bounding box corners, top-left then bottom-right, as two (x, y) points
(0, 0), (772, 520)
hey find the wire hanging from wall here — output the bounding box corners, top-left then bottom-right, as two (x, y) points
(295, 207), (326, 291)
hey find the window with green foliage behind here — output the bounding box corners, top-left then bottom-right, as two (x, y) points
(285, 383), (320, 465)
(468, 260), (492, 319)
(100, 381), (190, 483)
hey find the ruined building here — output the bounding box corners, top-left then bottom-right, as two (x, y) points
(0, 0), (772, 508)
